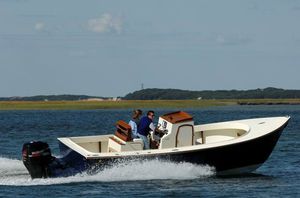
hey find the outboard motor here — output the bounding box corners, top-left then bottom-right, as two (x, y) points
(22, 141), (54, 179)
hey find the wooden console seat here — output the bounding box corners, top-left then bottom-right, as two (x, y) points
(108, 120), (143, 152)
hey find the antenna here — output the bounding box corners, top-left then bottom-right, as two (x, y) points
(141, 83), (144, 90)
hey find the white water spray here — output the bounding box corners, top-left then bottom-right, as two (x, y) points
(0, 157), (215, 186)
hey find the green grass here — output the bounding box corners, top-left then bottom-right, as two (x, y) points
(0, 100), (234, 110)
(0, 99), (299, 110)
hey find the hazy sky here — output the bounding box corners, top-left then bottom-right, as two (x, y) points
(0, 0), (299, 97)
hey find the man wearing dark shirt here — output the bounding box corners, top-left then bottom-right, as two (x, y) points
(137, 110), (155, 149)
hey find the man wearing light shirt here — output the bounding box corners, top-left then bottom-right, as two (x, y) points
(128, 109), (142, 139)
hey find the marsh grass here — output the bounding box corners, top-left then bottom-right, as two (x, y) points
(0, 100), (234, 110)
(0, 99), (299, 110)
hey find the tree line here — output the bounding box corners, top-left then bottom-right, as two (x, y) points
(1, 87), (300, 101)
(123, 87), (300, 100)
(0, 95), (106, 101)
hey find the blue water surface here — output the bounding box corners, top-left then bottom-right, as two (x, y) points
(0, 105), (299, 197)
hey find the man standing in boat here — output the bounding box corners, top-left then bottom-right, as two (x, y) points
(137, 110), (156, 149)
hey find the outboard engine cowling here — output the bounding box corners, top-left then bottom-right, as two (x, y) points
(22, 141), (54, 179)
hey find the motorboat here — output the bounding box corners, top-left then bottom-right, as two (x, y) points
(22, 111), (290, 179)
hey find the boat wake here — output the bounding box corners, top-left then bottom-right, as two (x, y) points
(0, 157), (215, 186)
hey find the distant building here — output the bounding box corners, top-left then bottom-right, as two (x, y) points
(112, 97), (122, 101)
(83, 98), (104, 101)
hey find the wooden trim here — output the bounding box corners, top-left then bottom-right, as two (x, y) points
(161, 111), (193, 124)
(201, 131), (205, 144)
(175, 124), (194, 147)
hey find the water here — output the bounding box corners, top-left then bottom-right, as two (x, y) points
(0, 106), (299, 197)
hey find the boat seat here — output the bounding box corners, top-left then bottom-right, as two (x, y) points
(107, 136), (144, 152)
(107, 121), (144, 152)
(115, 120), (132, 142)
(132, 138), (144, 147)
(109, 136), (125, 145)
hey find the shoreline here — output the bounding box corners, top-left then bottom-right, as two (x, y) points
(0, 99), (299, 110)
(238, 102), (300, 105)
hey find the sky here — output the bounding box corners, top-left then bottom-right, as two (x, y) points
(0, 0), (299, 97)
